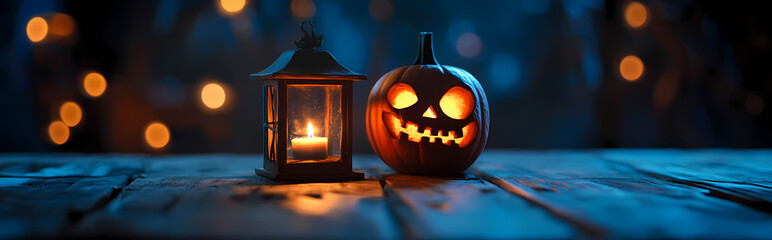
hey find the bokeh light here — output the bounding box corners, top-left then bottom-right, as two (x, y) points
(219, 0), (246, 14)
(201, 83), (226, 109)
(3, 1), (770, 152)
(59, 101), (82, 127)
(291, 0), (316, 19)
(489, 53), (522, 94)
(446, 21), (475, 48)
(619, 55), (644, 81)
(369, 0), (394, 21)
(747, 94), (765, 115)
(48, 121), (69, 145)
(49, 13), (75, 37)
(456, 33), (482, 59)
(625, 1), (648, 28)
(145, 122), (170, 149)
(26, 17), (48, 42)
(83, 72), (107, 98)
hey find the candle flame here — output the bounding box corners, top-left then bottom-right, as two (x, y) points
(307, 122), (313, 138)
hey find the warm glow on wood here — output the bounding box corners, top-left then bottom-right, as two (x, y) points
(201, 83), (226, 109)
(620, 55), (644, 81)
(440, 86), (475, 120)
(145, 122), (170, 149)
(83, 72), (107, 98)
(220, 0), (246, 14)
(48, 121), (69, 145)
(282, 193), (342, 216)
(387, 83), (418, 109)
(625, 1), (648, 28)
(59, 101), (82, 127)
(26, 17), (48, 42)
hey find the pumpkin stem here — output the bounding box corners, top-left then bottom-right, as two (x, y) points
(414, 32), (439, 65)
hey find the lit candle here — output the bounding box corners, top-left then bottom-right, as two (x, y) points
(291, 122), (328, 160)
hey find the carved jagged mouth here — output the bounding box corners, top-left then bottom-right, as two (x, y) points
(382, 112), (477, 147)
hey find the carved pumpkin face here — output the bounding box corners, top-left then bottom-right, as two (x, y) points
(383, 78), (478, 148)
(366, 49), (489, 176)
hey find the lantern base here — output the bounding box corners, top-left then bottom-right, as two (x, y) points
(255, 168), (365, 182)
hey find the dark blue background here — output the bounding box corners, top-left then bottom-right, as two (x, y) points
(1, 0), (770, 152)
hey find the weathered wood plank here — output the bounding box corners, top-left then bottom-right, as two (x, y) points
(2, 151), (771, 239)
(599, 149), (772, 217)
(473, 150), (772, 239)
(0, 176), (130, 238)
(75, 175), (400, 239)
(372, 169), (576, 239)
(0, 154), (145, 177)
(600, 149), (772, 183)
(143, 154), (257, 177)
(472, 170), (607, 238)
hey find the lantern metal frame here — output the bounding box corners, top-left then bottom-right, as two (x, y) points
(251, 22), (365, 182)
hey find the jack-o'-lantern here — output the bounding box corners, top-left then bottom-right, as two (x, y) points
(366, 32), (489, 176)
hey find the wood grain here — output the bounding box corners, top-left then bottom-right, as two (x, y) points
(0, 151), (771, 238)
(0, 176), (129, 238)
(473, 150), (772, 239)
(0, 154), (145, 177)
(376, 172), (575, 239)
(600, 149), (772, 212)
(75, 176), (400, 238)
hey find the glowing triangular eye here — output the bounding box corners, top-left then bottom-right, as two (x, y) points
(422, 106), (437, 118)
(387, 83), (418, 109)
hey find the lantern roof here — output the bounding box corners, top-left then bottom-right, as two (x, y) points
(251, 22), (365, 81)
(250, 48), (366, 81)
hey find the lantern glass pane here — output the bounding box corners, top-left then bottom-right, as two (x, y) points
(286, 84), (342, 164)
(265, 84), (278, 162)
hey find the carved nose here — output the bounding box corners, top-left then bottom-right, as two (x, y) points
(422, 106), (437, 118)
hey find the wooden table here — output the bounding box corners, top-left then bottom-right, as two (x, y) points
(1, 150), (771, 239)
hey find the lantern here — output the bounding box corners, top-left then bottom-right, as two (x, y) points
(252, 22), (365, 182)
